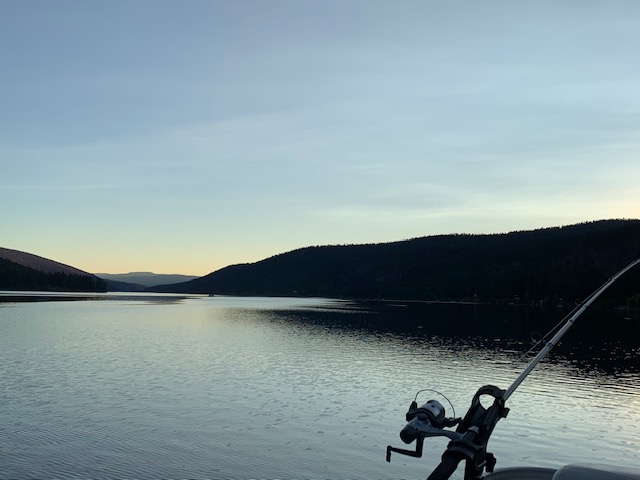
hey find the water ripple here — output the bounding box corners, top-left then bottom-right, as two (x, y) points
(1, 297), (638, 479)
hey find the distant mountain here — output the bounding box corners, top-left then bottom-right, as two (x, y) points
(96, 272), (199, 288)
(0, 247), (106, 292)
(101, 279), (147, 292)
(149, 219), (640, 303)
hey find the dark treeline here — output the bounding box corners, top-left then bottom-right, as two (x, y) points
(151, 219), (640, 303)
(0, 258), (107, 292)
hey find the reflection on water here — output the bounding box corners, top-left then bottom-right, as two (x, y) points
(0, 295), (638, 479)
(267, 299), (640, 376)
(0, 290), (200, 304)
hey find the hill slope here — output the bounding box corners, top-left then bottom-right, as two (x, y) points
(0, 247), (92, 275)
(0, 248), (106, 292)
(150, 220), (640, 302)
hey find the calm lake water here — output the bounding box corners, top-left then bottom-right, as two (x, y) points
(1, 293), (639, 479)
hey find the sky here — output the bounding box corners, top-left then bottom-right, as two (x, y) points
(1, 1), (639, 276)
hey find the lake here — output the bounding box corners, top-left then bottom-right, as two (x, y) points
(1, 293), (639, 479)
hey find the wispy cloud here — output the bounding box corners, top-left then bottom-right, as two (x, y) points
(1, 1), (639, 273)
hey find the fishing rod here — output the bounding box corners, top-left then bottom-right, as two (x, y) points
(386, 258), (640, 480)
(504, 257), (640, 401)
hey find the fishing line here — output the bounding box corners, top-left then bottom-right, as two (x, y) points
(519, 309), (573, 361)
(517, 277), (618, 362)
(413, 388), (457, 419)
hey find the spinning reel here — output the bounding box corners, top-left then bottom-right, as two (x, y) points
(386, 390), (462, 462)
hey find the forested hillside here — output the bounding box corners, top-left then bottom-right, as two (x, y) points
(0, 258), (106, 292)
(150, 220), (640, 303)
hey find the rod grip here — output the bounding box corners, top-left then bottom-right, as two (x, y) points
(426, 453), (462, 480)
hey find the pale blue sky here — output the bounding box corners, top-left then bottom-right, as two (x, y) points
(2, 1), (639, 275)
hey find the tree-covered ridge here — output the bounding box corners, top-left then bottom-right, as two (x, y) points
(151, 219), (640, 303)
(0, 258), (107, 292)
